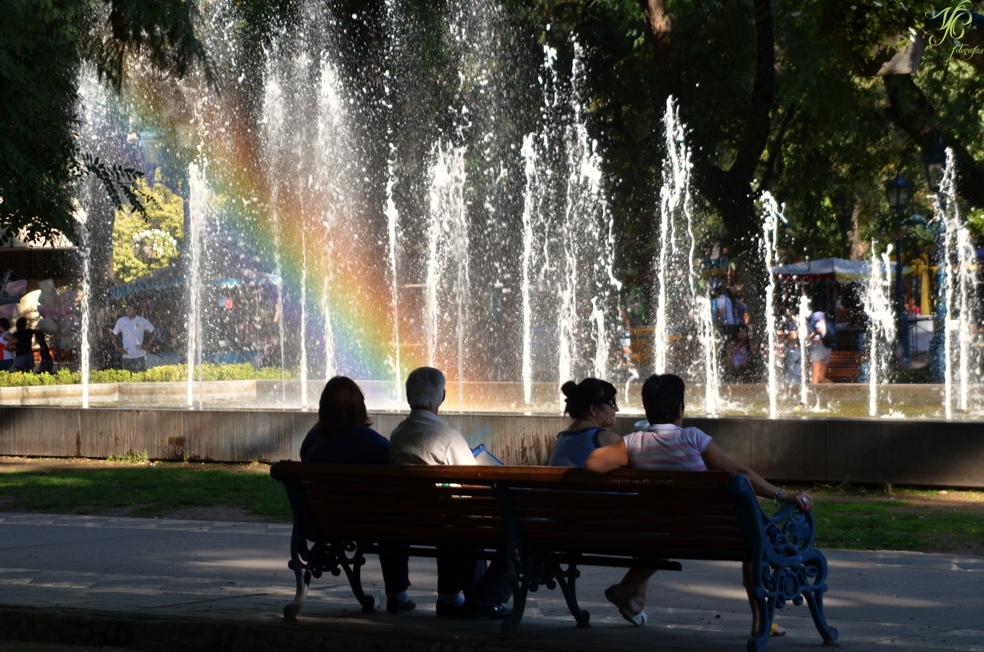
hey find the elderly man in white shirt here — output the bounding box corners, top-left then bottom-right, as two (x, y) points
(389, 367), (512, 620)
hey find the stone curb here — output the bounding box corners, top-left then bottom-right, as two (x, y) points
(0, 605), (567, 652)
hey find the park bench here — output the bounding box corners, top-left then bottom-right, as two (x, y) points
(827, 350), (864, 383)
(270, 462), (838, 652)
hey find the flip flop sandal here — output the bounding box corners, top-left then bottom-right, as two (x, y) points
(753, 622), (786, 637)
(605, 586), (648, 627)
(619, 606), (648, 626)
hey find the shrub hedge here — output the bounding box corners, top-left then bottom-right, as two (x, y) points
(0, 364), (292, 388)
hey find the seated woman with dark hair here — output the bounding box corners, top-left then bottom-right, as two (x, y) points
(586, 373), (813, 636)
(299, 376), (415, 615)
(547, 378), (621, 468)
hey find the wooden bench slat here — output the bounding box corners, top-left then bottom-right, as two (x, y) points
(511, 499), (737, 515)
(320, 495), (737, 517)
(279, 462), (735, 488)
(517, 519), (744, 536)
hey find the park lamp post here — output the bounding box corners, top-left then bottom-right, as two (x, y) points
(922, 140), (948, 384)
(886, 174), (914, 364)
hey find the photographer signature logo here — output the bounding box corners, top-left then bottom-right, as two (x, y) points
(927, 1), (982, 61)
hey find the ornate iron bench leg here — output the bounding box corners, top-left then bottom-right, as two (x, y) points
(283, 531), (310, 622)
(332, 541), (375, 613)
(551, 558), (589, 628)
(500, 560), (529, 637)
(283, 559), (310, 622)
(802, 553), (839, 646)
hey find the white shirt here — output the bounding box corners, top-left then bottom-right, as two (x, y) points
(389, 409), (477, 466)
(112, 315), (155, 359)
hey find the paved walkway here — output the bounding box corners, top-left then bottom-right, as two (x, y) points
(2, 512), (983, 651)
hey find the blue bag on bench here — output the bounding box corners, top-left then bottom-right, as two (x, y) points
(472, 443), (504, 465)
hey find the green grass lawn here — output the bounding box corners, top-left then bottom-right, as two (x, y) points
(1, 459), (982, 555)
(776, 484), (984, 554)
(811, 498), (983, 552)
(0, 461), (291, 521)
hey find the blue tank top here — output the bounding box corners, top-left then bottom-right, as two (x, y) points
(547, 427), (604, 468)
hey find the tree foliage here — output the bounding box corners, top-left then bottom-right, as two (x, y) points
(5, 0), (983, 288)
(112, 171), (184, 283)
(0, 0), (84, 243)
(0, 0), (209, 245)
(81, 0), (214, 91)
(532, 0), (984, 281)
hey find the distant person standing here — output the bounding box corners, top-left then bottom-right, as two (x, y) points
(783, 315), (802, 384)
(713, 288), (736, 328)
(808, 305), (832, 384)
(35, 330), (54, 374)
(10, 317), (36, 372)
(112, 305), (155, 373)
(0, 318), (14, 371)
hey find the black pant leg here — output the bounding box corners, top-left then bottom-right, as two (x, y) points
(471, 556), (513, 604)
(437, 548), (481, 595)
(378, 543), (410, 595)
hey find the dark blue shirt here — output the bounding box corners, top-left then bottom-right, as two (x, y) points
(299, 424), (390, 465)
(547, 427), (603, 468)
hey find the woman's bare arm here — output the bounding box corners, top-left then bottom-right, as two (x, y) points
(584, 439), (629, 474)
(597, 429), (621, 447)
(701, 441), (812, 511)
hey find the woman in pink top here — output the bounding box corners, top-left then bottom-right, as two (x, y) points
(586, 374), (813, 637)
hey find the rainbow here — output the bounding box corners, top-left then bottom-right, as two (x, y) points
(93, 67), (432, 382)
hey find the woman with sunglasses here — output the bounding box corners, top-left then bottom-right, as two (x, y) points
(547, 378), (621, 468)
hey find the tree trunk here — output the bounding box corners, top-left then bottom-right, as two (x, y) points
(637, 0), (675, 105)
(848, 200), (869, 261)
(693, 0), (776, 332)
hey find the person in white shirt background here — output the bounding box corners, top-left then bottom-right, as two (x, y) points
(112, 304), (155, 373)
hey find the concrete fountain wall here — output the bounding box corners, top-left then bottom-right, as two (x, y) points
(2, 404), (983, 488)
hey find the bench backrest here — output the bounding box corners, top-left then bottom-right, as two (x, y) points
(271, 462), (507, 554)
(270, 462), (755, 563)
